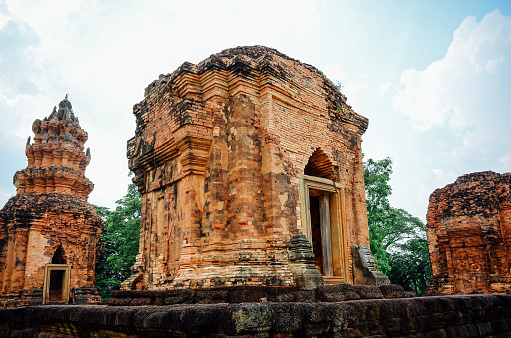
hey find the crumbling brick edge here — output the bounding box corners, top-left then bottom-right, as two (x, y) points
(1, 294), (510, 337)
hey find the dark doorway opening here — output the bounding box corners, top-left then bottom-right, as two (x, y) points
(308, 190), (333, 276)
(49, 270), (65, 302)
(309, 195), (323, 274)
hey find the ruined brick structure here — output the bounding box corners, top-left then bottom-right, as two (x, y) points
(427, 171), (511, 295)
(0, 96), (104, 307)
(126, 46), (379, 290)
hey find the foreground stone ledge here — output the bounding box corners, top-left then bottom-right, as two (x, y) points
(1, 294), (511, 337)
(107, 284), (413, 306)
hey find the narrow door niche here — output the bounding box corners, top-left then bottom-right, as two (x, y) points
(43, 246), (71, 304)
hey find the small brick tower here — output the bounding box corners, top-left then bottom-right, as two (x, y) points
(426, 171), (511, 295)
(0, 96), (104, 308)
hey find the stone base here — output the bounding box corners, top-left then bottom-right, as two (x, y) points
(1, 287), (101, 308)
(72, 287), (102, 304)
(107, 284), (412, 306)
(0, 289), (43, 309)
(427, 275), (511, 295)
(1, 294), (511, 337)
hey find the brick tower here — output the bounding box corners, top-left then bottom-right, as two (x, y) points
(0, 96), (104, 307)
(427, 171), (511, 295)
(124, 46), (386, 290)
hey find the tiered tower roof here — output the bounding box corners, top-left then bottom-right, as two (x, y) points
(14, 96), (93, 200)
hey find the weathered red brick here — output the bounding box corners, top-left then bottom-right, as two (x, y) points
(125, 46), (378, 290)
(426, 171), (511, 295)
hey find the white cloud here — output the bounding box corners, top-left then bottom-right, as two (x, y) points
(418, 169), (457, 204)
(0, 94), (54, 147)
(323, 65), (369, 107)
(379, 82), (391, 95)
(0, 189), (14, 209)
(389, 167), (458, 220)
(395, 10), (511, 128)
(323, 64), (348, 84)
(500, 154), (511, 168)
(0, 12), (9, 30)
(343, 81), (368, 108)
(6, 0), (90, 49)
(393, 10), (511, 168)
(364, 143), (388, 162)
(0, 0), (325, 210)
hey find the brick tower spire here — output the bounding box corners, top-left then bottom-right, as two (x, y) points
(15, 95), (93, 200)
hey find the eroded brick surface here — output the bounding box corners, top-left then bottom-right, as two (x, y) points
(426, 171), (511, 295)
(0, 96), (104, 307)
(125, 46), (371, 290)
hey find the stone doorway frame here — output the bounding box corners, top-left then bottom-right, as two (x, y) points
(42, 264), (71, 305)
(298, 174), (349, 283)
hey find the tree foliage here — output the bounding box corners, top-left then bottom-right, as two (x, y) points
(386, 237), (432, 296)
(364, 157), (432, 295)
(94, 183), (141, 300)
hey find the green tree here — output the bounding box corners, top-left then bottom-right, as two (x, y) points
(94, 183), (141, 300)
(364, 157), (431, 295)
(387, 237), (432, 296)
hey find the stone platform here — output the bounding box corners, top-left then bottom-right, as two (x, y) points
(1, 294), (511, 337)
(107, 284), (411, 306)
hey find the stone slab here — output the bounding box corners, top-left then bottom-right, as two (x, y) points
(1, 295), (511, 337)
(108, 284), (411, 306)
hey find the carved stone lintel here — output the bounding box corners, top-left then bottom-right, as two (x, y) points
(287, 234), (324, 290)
(352, 244), (390, 286)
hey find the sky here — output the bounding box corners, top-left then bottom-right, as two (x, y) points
(0, 0), (510, 222)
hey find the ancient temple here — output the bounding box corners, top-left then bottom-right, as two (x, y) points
(0, 96), (104, 307)
(125, 46), (385, 290)
(426, 171), (511, 295)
